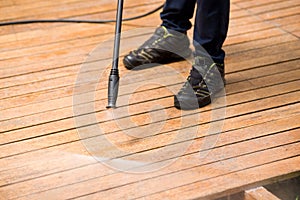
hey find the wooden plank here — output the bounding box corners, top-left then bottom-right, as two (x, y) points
(0, 65), (297, 131)
(0, 70), (297, 166)
(258, 6), (300, 20)
(1, 125), (299, 199)
(0, 0), (99, 14)
(243, 0), (300, 14)
(0, 20), (290, 89)
(233, 0), (283, 9)
(1, 39), (299, 103)
(228, 40), (300, 62)
(0, 0), (298, 145)
(282, 22), (300, 34)
(2, 108), (297, 192)
(230, 9), (253, 19)
(228, 49), (300, 73)
(1, 28), (293, 96)
(0, 0), (100, 15)
(225, 28), (286, 46)
(26, 140), (300, 200)
(227, 21), (274, 37)
(0, 0), (298, 43)
(0, 2), (241, 37)
(244, 187), (281, 200)
(0, 42), (298, 113)
(0, 28), (159, 73)
(0, 0), (85, 10)
(0, 0), (162, 21)
(1, 53), (299, 119)
(0, 4), (284, 55)
(0, 1), (299, 200)
(1, 68), (299, 142)
(0, 15), (281, 73)
(0, 5), (162, 51)
(1, 77), (299, 158)
(137, 156), (300, 200)
(0, 10), (259, 42)
(0, 79), (297, 177)
(0, 14), (271, 68)
(225, 33), (298, 55)
(0, 0), (14, 7)
(294, 30), (300, 37)
(270, 14), (300, 27)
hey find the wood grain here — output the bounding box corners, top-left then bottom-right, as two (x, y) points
(0, 0), (299, 199)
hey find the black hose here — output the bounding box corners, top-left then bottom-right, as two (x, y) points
(0, 4), (164, 26)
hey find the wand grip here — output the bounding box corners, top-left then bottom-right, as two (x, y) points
(106, 69), (119, 108)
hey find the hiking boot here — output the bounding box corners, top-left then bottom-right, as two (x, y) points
(123, 26), (192, 69)
(174, 56), (225, 110)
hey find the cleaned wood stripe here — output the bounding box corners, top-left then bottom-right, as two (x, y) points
(45, 141), (300, 200)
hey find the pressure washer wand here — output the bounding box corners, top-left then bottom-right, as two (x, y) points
(107, 0), (124, 108)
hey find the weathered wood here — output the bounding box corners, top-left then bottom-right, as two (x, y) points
(138, 156), (300, 200)
(0, 0), (299, 199)
(244, 187), (281, 200)
(2, 126), (299, 199)
(1, 69), (299, 142)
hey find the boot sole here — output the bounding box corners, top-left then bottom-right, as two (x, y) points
(123, 49), (192, 70)
(174, 96), (211, 110)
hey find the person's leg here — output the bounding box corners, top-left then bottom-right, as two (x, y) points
(160, 0), (197, 33)
(193, 0), (230, 64)
(174, 0), (230, 110)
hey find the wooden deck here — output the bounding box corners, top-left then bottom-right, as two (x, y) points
(0, 0), (299, 199)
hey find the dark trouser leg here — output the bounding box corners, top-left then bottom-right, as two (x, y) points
(160, 0), (197, 33)
(193, 0), (230, 64)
